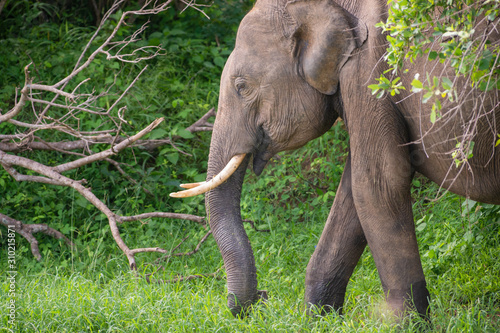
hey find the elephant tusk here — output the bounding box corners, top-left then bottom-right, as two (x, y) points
(170, 153), (247, 198)
(180, 182), (206, 189)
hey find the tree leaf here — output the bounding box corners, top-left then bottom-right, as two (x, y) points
(214, 56), (225, 68)
(430, 109), (436, 123)
(149, 128), (167, 140)
(167, 153), (179, 165)
(178, 129), (195, 139)
(423, 91), (434, 103)
(411, 78), (423, 92)
(441, 77), (453, 90)
(368, 84), (380, 94)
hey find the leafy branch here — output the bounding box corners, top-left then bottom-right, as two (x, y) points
(369, 0), (500, 168)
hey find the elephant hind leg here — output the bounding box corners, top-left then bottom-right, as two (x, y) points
(305, 153), (367, 314)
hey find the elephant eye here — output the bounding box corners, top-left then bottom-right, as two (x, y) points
(234, 78), (249, 96)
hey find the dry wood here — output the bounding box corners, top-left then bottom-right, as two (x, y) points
(0, 0), (215, 271)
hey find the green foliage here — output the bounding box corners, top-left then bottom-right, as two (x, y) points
(368, 0), (500, 169)
(243, 122), (348, 224)
(1, 181), (499, 331)
(368, 76), (405, 98)
(370, 0), (500, 106)
(0, 0), (253, 268)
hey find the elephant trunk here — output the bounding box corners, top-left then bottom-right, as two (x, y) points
(205, 151), (260, 316)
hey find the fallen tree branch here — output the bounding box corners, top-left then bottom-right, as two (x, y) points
(0, 114), (210, 269)
(155, 230), (212, 263)
(0, 0), (215, 272)
(53, 117), (164, 173)
(0, 105), (215, 153)
(185, 107), (215, 133)
(0, 117), (166, 269)
(0, 213), (75, 261)
(0, 137), (174, 153)
(0, 65), (31, 124)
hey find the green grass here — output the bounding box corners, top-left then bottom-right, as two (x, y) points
(2, 218), (498, 332)
(2, 127), (499, 332)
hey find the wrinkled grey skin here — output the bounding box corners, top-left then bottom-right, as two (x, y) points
(205, 0), (500, 317)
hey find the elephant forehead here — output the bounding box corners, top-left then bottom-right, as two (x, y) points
(232, 31), (293, 76)
(236, 6), (293, 51)
(228, 49), (293, 86)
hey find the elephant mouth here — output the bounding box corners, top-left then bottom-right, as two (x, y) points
(252, 127), (273, 176)
(169, 134), (274, 197)
(252, 149), (273, 176)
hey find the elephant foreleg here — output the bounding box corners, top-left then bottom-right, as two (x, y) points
(305, 153), (367, 314)
(349, 124), (430, 319)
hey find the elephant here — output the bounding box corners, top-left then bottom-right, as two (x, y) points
(171, 0), (500, 318)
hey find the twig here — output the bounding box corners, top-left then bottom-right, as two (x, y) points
(243, 219), (271, 232)
(0, 213), (75, 261)
(27, 84), (76, 100)
(0, 137), (174, 153)
(0, 64), (31, 124)
(2, 163), (67, 186)
(118, 212), (205, 225)
(155, 230), (212, 263)
(52, 118), (164, 173)
(105, 158), (154, 196)
(185, 108), (215, 133)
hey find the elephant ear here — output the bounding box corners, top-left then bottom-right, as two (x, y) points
(286, 0), (367, 95)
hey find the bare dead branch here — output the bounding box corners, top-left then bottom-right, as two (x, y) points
(2, 163), (67, 186)
(105, 158), (155, 196)
(53, 1), (172, 90)
(118, 213), (206, 225)
(179, 0), (211, 20)
(0, 64), (31, 124)
(6, 119), (63, 130)
(129, 247), (171, 255)
(28, 97), (107, 115)
(171, 235), (190, 252)
(0, 113), (206, 269)
(0, 0), (213, 271)
(155, 230), (212, 263)
(0, 136), (174, 153)
(52, 118), (164, 173)
(0, 149), (139, 268)
(0, 213), (75, 261)
(27, 84), (76, 100)
(109, 66), (149, 115)
(185, 107), (215, 133)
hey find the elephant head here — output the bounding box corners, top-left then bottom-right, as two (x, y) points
(171, 0), (367, 316)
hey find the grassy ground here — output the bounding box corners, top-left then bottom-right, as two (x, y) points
(1, 127), (499, 332)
